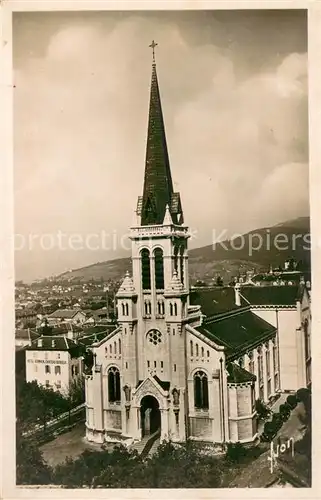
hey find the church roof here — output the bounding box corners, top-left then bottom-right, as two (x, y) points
(196, 310), (276, 359)
(138, 52), (182, 226)
(241, 285), (301, 307)
(164, 270), (187, 296)
(116, 271), (136, 296)
(190, 287), (248, 318)
(226, 362), (256, 384)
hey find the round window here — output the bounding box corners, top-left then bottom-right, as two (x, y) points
(147, 329), (162, 345)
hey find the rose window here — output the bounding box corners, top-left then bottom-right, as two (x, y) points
(147, 329), (162, 345)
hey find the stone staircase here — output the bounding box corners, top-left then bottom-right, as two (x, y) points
(129, 430), (160, 457)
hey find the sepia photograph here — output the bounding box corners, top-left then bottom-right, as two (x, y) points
(10, 6), (311, 490)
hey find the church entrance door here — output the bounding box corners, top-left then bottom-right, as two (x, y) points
(140, 395), (161, 437)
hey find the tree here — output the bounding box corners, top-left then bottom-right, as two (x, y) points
(16, 421), (52, 485)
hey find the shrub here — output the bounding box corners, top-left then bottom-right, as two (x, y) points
(255, 399), (271, 421)
(272, 413), (283, 430)
(286, 394), (298, 409)
(279, 403), (291, 421)
(225, 442), (248, 463)
(261, 421), (276, 442)
(296, 388), (311, 406)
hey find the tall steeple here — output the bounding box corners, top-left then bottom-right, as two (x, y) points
(137, 41), (183, 226)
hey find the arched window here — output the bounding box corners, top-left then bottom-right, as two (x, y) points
(207, 350), (210, 358)
(108, 367), (121, 403)
(201, 346), (204, 358)
(174, 303), (178, 316)
(170, 303), (173, 316)
(109, 344), (112, 354)
(190, 340), (193, 357)
(194, 371), (209, 409)
(154, 248), (164, 289)
(180, 246), (185, 285)
(125, 304), (129, 316)
(114, 341), (117, 354)
(118, 338), (121, 355)
(196, 344), (199, 357)
(121, 303), (125, 315)
(141, 249), (151, 290)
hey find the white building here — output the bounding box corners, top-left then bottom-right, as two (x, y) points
(25, 335), (84, 394)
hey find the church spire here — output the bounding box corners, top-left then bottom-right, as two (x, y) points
(139, 41), (181, 226)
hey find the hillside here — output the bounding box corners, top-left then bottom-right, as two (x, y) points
(58, 217), (310, 284)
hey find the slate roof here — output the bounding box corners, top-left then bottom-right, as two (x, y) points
(136, 375), (170, 392)
(26, 335), (84, 357)
(79, 328), (116, 347)
(49, 309), (85, 319)
(196, 310), (276, 359)
(226, 362), (256, 383)
(190, 287), (247, 318)
(241, 285), (301, 306)
(15, 329), (40, 341)
(138, 58), (182, 226)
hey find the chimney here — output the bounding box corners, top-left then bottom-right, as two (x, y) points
(234, 283), (241, 307)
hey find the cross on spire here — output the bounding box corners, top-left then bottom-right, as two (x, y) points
(149, 40), (158, 63)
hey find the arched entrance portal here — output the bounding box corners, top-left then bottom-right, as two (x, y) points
(140, 395), (161, 437)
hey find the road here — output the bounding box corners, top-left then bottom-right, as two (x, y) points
(40, 422), (107, 467)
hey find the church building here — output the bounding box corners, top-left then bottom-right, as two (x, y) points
(84, 46), (309, 446)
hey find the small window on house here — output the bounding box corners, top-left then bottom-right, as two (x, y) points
(160, 361), (164, 369)
(207, 350), (210, 358)
(173, 328), (175, 336)
(154, 361), (157, 368)
(105, 347), (108, 354)
(147, 360), (150, 368)
(45, 365), (50, 374)
(196, 344), (199, 357)
(114, 341), (117, 354)
(125, 304), (129, 316)
(170, 303), (173, 316)
(201, 347), (204, 358)
(125, 362), (128, 369)
(55, 365), (61, 375)
(74, 365), (79, 376)
(174, 364), (177, 372)
(118, 338), (121, 355)
(109, 344), (112, 354)
(190, 340), (193, 357)
(45, 380), (50, 388)
(122, 303), (125, 315)
(124, 327), (127, 334)
(56, 380), (61, 389)
(174, 303), (178, 316)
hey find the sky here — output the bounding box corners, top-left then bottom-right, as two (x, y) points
(13, 10), (309, 282)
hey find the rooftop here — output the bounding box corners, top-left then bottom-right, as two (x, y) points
(196, 310), (276, 358)
(241, 285), (301, 306)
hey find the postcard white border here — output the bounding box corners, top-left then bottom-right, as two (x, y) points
(1, 0), (320, 499)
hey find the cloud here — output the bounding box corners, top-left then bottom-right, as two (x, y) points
(13, 14), (308, 280)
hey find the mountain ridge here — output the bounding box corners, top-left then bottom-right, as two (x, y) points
(57, 217), (310, 284)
